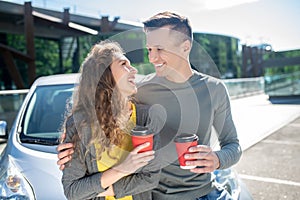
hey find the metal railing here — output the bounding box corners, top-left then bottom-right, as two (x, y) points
(264, 71), (300, 97)
(223, 77), (264, 99)
(2, 74), (298, 133)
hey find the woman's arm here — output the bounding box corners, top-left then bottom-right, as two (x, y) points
(111, 134), (161, 198)
(99, 142), (155, 190)
(61, 117), (107, 200)
(111, 104), (163, 198)
(62, 116), (157, 199)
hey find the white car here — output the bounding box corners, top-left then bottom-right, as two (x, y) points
(0, 73), (252, 200)
(0, 74), (79, 200)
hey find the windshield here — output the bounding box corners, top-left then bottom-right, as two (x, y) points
(20, 84), (74, 145)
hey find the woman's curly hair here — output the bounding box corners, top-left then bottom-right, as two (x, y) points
(70, 40), (130, 160)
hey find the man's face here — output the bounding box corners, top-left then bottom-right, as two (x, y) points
(145, 27), (187, 80)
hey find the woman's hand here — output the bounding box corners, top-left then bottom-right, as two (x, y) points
(100, 142), (155, 190)
(113, 142), (155, 176)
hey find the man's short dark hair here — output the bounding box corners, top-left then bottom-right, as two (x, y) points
(143, 11), (193, 42)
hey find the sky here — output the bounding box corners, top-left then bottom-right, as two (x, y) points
(4, 0), (300, 51)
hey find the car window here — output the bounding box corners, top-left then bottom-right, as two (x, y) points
(21, 84), (74, 143)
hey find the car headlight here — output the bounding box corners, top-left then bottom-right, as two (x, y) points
(0, 156), (35, 200)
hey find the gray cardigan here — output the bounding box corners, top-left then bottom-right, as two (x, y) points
(62, 104), (161, 200)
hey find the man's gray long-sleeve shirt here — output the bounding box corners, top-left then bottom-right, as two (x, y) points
(135, 71), (242, 199)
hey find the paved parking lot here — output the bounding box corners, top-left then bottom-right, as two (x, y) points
(234, 116), (300, 200)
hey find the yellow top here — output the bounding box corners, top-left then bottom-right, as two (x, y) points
(95, 103), (136, 200)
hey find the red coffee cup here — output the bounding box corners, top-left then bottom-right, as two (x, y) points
(174, 133), (199, 169)
(131, 126), (153, 153)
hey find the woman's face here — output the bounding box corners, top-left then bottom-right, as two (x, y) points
(110, 54), (138, 97)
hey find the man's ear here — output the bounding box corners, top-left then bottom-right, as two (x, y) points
(181, 40), (191, 53)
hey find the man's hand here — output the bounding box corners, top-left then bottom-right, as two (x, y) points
(184, 145), (220, 174)
(57, 131), (74, 170)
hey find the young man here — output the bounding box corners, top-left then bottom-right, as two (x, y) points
(58, 12), (242, 200)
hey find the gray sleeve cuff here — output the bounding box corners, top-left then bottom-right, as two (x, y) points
(215, 150), (226, 170)
(62, 170), (107, 199)
(215, 142), (242, 170)
(90, 172), (107, 192)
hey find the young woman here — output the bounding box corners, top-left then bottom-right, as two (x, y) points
(61, 40), (161, 200)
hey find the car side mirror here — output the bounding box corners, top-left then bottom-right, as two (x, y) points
(0, 121), (8, 139)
